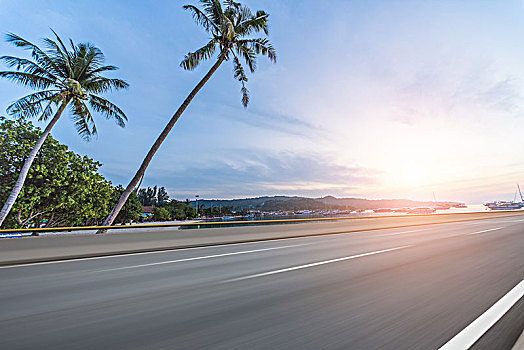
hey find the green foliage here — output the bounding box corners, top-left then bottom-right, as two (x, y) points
(164, 200), (196, 220)
(0, 117), (113, 228)
(157, 187), (169, 207)
(197, 205), (245, 217)
(110, 185), (142, 224)
(182, 0), (276, 107)
(261, 198), (330, 211)
(137, 186), (169, 207)
(152, 207), (171, 221)
(0, 30), (128, 140)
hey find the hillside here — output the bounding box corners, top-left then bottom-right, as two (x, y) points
(192, 196), (464, 211)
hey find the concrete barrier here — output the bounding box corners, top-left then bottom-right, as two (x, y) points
(1, 211), (523, 266)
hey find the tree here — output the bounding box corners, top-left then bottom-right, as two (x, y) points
(138, 187), (154, 206)
(0, 30), (129, 227)
(164, 200), (196, 220)
(137, 185), (169, 206)
(0, 117), (113, 229)
(100, 0), (276, 232)
(109, 185), (142, 224)
(152, 206), (171, 221)
(157, 186), (169, 207)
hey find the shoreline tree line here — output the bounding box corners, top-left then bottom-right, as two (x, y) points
(0, 117), (199, 229)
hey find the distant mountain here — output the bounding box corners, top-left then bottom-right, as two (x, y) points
(191, 195), (464, 211)
(317, 196), (461, 210)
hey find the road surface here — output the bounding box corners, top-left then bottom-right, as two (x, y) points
(1, 216), (523, 349)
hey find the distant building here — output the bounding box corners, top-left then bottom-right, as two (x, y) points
(141, 206), (153, 219)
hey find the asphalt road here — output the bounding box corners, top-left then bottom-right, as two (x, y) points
(1, 216), (523, 349)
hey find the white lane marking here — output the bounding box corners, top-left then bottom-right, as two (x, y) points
(439, 278), (524, 350)
(378, 228), (432, 237)
(461, 223), (500, 225)
(224, 245), (410, 283)
(459, 218), (523, 225)
(0, 239), (315, 269)
(4, 218), (513, 269)
(0, 227), (421, 270)
(95, 244), (306, 273)
(468, 227), (504, 235)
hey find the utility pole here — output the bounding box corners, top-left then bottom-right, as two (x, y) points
(195, 195), (199, 217)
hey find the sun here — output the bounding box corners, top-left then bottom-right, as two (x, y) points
(388, 163), (428, 189)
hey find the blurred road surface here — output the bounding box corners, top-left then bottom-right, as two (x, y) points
(1, 216), (523, 349)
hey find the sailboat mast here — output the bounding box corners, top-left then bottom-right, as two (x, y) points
(518, 184), (523, 202)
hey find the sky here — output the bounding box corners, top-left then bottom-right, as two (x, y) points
(1, 0), (524, 204)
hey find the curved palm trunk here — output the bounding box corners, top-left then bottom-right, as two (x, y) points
(99, 54), (227, 233)
(0, 98), (70, 227)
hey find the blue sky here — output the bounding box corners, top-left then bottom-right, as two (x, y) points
(1, 0), (524, 203)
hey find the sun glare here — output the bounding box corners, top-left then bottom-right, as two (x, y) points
(388, 163), (428, 189)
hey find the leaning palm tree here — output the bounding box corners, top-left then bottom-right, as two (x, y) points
(0, 30), (129, 227)
(100, 0), (276, 230)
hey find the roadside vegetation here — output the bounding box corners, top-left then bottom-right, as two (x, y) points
(0, 0), (276, 230)
(0, 117), (140, 229)
(0, 30), (129, 226)
(137, 185), (196, 221)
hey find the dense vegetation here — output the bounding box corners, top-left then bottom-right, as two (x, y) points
(0, 117), (140, 229)
(137, 185), (196, 221)
(0, 117), (198, 228)
(192, 196), (463, 212)
(138, 186), (169, 207)
(0, 30), (128, 226)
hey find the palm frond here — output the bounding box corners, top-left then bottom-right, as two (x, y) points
(87, 65), (118, 75)
(224, 0), (240, 9)
(74, 43), (105, 80)
(0, 71), (54, 89)
(238, 38), (276, 63)
(241, 84), (249, 107)
(232, 55), (249, 107)
(235, 10), (269, 36)
(180, 39), (218, 70)
(183, 4), (219, 33)
(224, 0), (240, 17)
(4, 32), (63, 78)
(232, 55), (248, 82)
(88, 94), (127, 127)
(0, 56), (59, 81)
(6, 90), (59, 119)
(82, 77), (129, 93)
(234, 43), (256, 72)
(42, 37), (73, 78)
(199, 0), (223, 25)
(51, 29), (74, 68)
(38, 94), (64, 121)
(70, 98), (96, 140)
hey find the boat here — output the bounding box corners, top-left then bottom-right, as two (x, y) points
(373, 208), (393, 213)
(484, 202), (524, 210)
(432, 204), (452, 210)
(408, 207), (436, 214)
(484, 184), (524, 210)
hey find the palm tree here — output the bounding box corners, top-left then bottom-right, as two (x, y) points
(100, 0), (276, 231)
(0, 30), (129, 227)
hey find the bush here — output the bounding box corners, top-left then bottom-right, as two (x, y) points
(152, 207), (171, 221)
